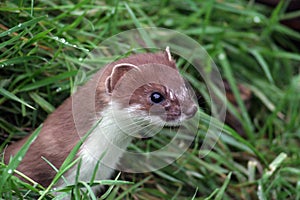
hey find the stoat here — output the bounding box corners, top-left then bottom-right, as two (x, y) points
(4, 47), (198, 195)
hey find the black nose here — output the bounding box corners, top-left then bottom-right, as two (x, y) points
(185, 105), (197, 118)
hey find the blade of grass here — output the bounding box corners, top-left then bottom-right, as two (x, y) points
(262, 152), (287, 180)
(20, 70), (78, 92)
(115, 175), (152, 200)
(0, 124), (42, 193)
(250, 49), (274, 84)
(100, 172), (122, 199)
(258, 153), (288, 200)
(0, 56), (45, 66)
(0, 16), (46, 37)
(215, 172), (232, 200)
(124, 2), (155, 48)
(78, 181), (97, 200)
(218, 50), (254, 139)
(29, 92), (55, 113)
(0, 87), (35, 110)
(38, 119), (101, 199)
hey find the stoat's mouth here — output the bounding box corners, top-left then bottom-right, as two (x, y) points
(164, 121), (182, 128)
(124, 114), (184, 139)
(136, 124), (180, 140)
(165, 124), (180, 127)
(165, 115), (181, 122)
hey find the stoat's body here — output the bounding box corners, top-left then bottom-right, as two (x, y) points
(4, 48), (197, 195)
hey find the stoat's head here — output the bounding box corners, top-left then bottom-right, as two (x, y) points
(103, 47), (197, 129)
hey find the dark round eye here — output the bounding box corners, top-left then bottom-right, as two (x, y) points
(150, 92), (164, 104)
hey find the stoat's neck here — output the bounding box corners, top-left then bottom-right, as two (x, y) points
(56, 104), (134, 189)
(80, 104), (134, 167)
(56, 103), (132, 191)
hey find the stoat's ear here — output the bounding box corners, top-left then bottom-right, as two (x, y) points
(105, 63), (140, 94)
(165, 46), (173, 62)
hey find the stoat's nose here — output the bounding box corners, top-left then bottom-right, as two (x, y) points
(184, 105), (198, 119)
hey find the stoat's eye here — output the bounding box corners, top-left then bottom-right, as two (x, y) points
(150, 92), (165, 104)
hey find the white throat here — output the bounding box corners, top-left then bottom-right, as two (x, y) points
(56, 103), (135, 191)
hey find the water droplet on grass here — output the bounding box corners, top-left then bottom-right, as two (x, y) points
(60, 38), (66, 43)
(253, 16), (261, 23)
(7, 169), (13, 174)
(164, 19), (174, 26)
(218, 53), (225, 60)
(56, 87), (62, 92)
(111, 8), (115, 14)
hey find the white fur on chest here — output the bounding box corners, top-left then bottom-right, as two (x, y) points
(56, 104), (134, 191)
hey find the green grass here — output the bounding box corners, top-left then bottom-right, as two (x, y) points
(1, 0), (300, 199)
